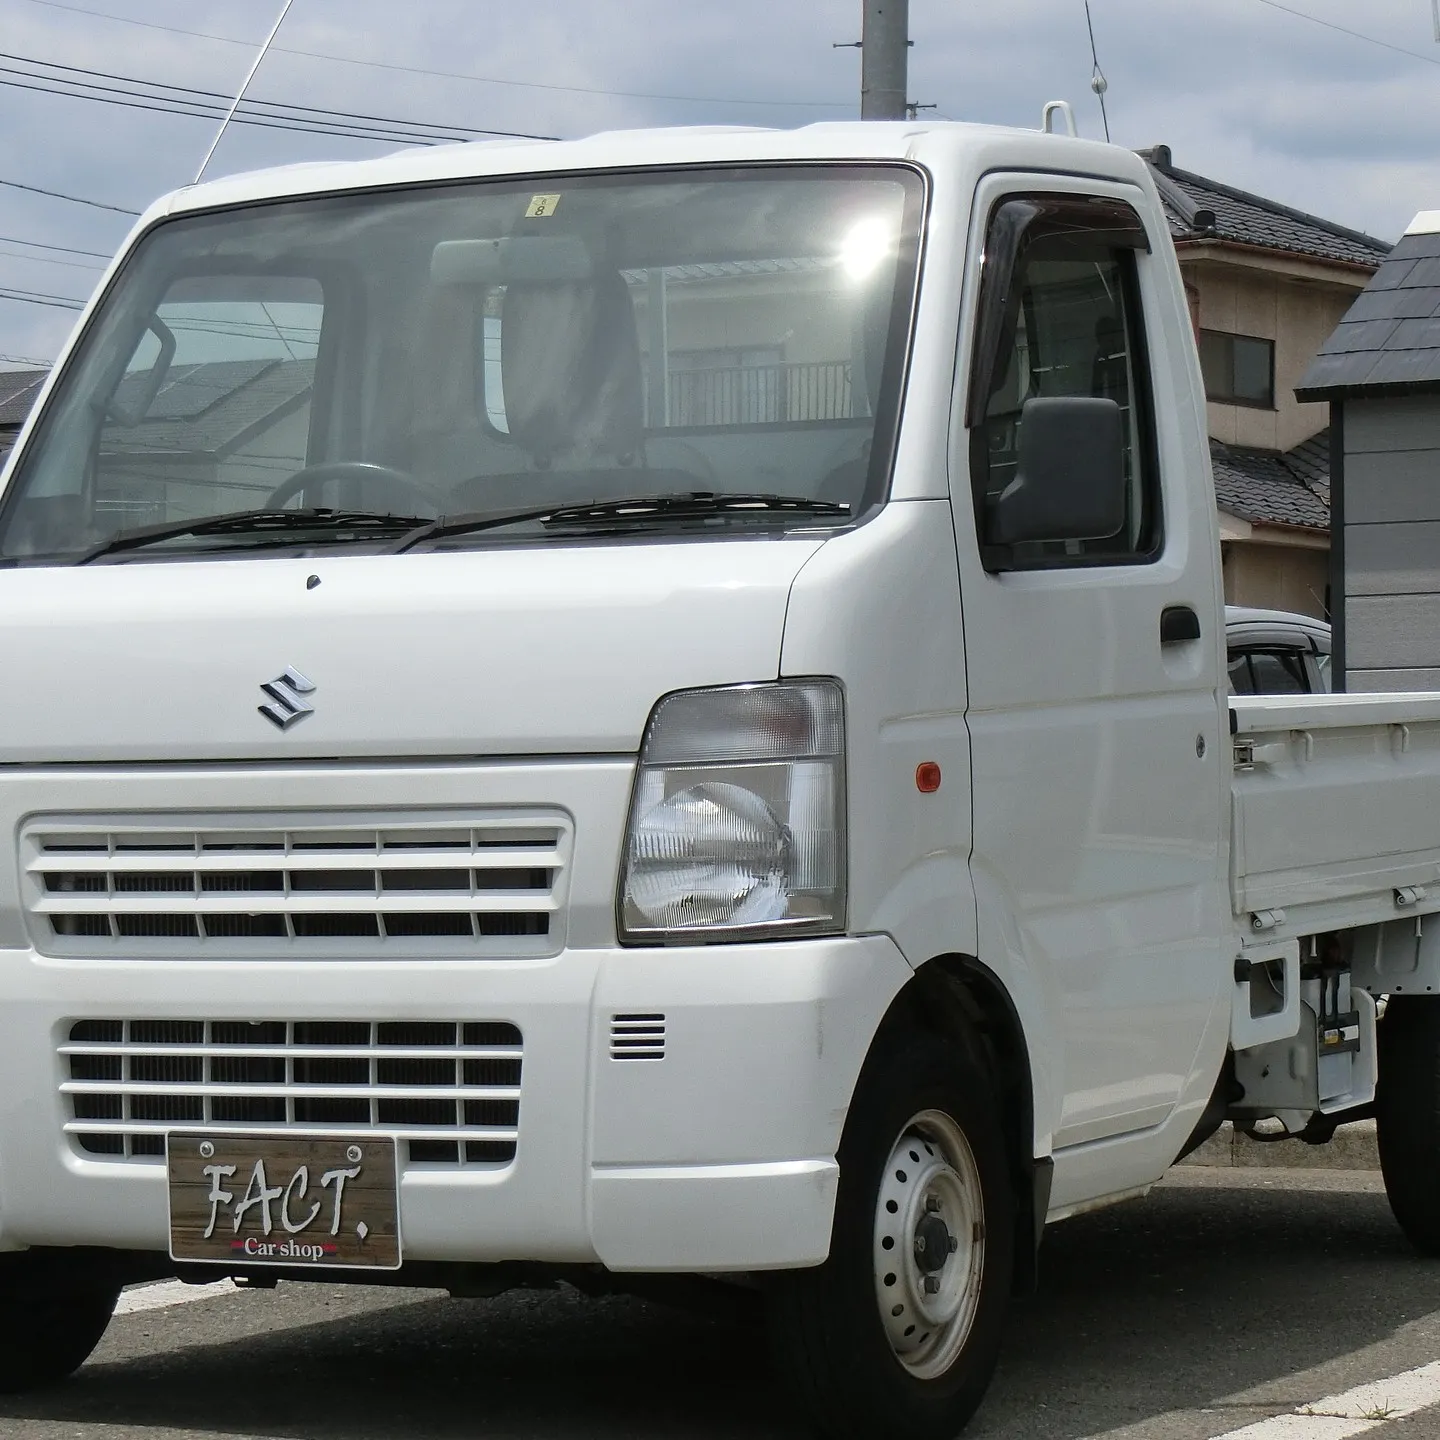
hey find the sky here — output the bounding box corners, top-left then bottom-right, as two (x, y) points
(0, 0), (1437, 367)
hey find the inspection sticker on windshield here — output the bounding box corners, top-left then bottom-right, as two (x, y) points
(525, 193), (562, 218)
(167, 1133), (400, 1270)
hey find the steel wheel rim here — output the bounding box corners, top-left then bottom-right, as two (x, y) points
(872, 1107), (985, 1380)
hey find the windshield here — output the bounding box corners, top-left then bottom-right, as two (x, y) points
(0, 164), (924, 564)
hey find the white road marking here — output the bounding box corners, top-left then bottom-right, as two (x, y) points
(1211, 1359), (1440, 1438)
(113, 1277), (239, 1315)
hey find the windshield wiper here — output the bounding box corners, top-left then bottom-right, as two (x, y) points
(75, 508), (431, 565)
(544, 492), (851, 525)
(391, 492), (851, 554)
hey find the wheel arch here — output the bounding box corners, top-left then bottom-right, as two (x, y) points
(869, 953), (1048, 1295)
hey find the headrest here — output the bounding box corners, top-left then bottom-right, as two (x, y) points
(499, 270), (642, 461)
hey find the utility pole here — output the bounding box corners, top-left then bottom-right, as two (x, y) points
(860, 0), (909, 120)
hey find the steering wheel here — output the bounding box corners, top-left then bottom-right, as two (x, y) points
(263, 462), (447, 516)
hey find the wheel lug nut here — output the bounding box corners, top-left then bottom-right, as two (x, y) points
(925, 1196), (941, 1213)
(923, 1275), (940, 1295)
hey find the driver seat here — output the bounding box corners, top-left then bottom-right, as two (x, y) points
(450, 270), (693, 513)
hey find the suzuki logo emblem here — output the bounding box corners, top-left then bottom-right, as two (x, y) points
(259, 667), (316, 730)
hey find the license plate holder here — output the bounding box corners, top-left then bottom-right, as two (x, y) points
(167, 1133), (400, 1271)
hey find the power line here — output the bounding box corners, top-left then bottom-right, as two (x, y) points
(0, 287), (86, 311)
(0, 233), (112, 260)
(0, 245), (104, 271)
(1252, 0), (1440, 68)
(1, 49), (548, 141)
(0, 176), (138, 215)
(17, 0), (842, 109)
(0, 50), (557, 145)
(0, 68), (456, 145)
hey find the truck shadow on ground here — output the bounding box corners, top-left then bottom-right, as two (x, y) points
(0, 1179), (1433, 1440)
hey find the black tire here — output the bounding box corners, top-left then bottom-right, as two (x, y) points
(0, 1255), (120, 1393)
(1377, 996), (1440, 1255)
(768, 1031), (1014, 1440)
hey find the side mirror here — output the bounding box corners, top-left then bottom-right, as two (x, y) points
(986, 396), (1126, 548)
(105, 315), (177, 429)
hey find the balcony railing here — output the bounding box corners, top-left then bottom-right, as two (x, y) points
(665, 360), (853, 427)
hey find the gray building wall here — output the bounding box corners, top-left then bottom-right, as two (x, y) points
(1343, 395), (1440, 690)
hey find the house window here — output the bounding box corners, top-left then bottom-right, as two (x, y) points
(1199, 329), (1274, 408)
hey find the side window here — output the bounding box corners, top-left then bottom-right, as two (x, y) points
(968, 193), (1161, 568)
(1248, 648), (1310, 695)
(1230, 647), (1310, 696)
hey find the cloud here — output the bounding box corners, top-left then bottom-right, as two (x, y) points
(0, 0), (1434, 362)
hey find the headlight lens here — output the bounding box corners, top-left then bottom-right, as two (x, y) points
(619, 680), (846, 943)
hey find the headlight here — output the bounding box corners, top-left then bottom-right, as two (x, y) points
(618, 680), (846, 943)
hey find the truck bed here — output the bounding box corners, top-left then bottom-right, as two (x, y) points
(1231, 692), (1440, 938)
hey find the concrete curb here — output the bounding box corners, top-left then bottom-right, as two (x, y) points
(1189, 1119), (1379, 1170)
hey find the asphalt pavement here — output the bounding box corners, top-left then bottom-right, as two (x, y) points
(4, 1167), (1440, 1440)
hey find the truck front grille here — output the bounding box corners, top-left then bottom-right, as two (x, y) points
(25, 814), (569, 957)
(61, 1018), (522, 1167)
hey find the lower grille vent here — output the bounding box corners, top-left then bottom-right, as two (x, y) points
(62, 1018), (522, 1166)
(610, 1013), (666, 1061)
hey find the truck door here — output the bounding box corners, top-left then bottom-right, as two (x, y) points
(952, 176), (1227, 1156)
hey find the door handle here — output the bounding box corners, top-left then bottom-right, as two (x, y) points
(1161, 605), (1201, 644)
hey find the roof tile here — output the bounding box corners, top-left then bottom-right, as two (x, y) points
(1360, 349), (1440, 386)
(1345, 288), (1440, 322)
(1299, 225), (1440, 397)
(1141, 149), (1391, 269)
(1210, 432), (1331, 532)
(0, 368), (47, 427)
(1325, 318), (1401, 353)
(1366, 259), (1419, 292)
(1387, 316), (1440, 351)
(1386, 233), (1440, 263)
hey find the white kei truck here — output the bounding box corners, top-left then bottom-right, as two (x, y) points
(1, 115), (1438, 1440)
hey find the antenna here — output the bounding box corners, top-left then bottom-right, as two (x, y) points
(193, 0), (297, 186)
(1433, 0), (1439, 43)
(1084, 0), (1111, 142)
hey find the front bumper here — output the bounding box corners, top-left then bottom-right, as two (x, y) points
(0, 934), (911, 1272)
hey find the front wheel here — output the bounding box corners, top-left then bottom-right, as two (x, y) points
(768, 1033), (1014, 1440)
(1377, 997), (1440, 1255)
(0, 1253), (120, 1393)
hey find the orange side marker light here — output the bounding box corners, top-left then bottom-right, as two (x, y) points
(916, 762), (942, 794)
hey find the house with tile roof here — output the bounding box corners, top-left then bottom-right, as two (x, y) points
(94, 357), (315, 530)
(1297, 211), (1440, 690)
(0, 367), (47, 464)
(0, 357), (314, 530)
(1141, 145), (1390, 619)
